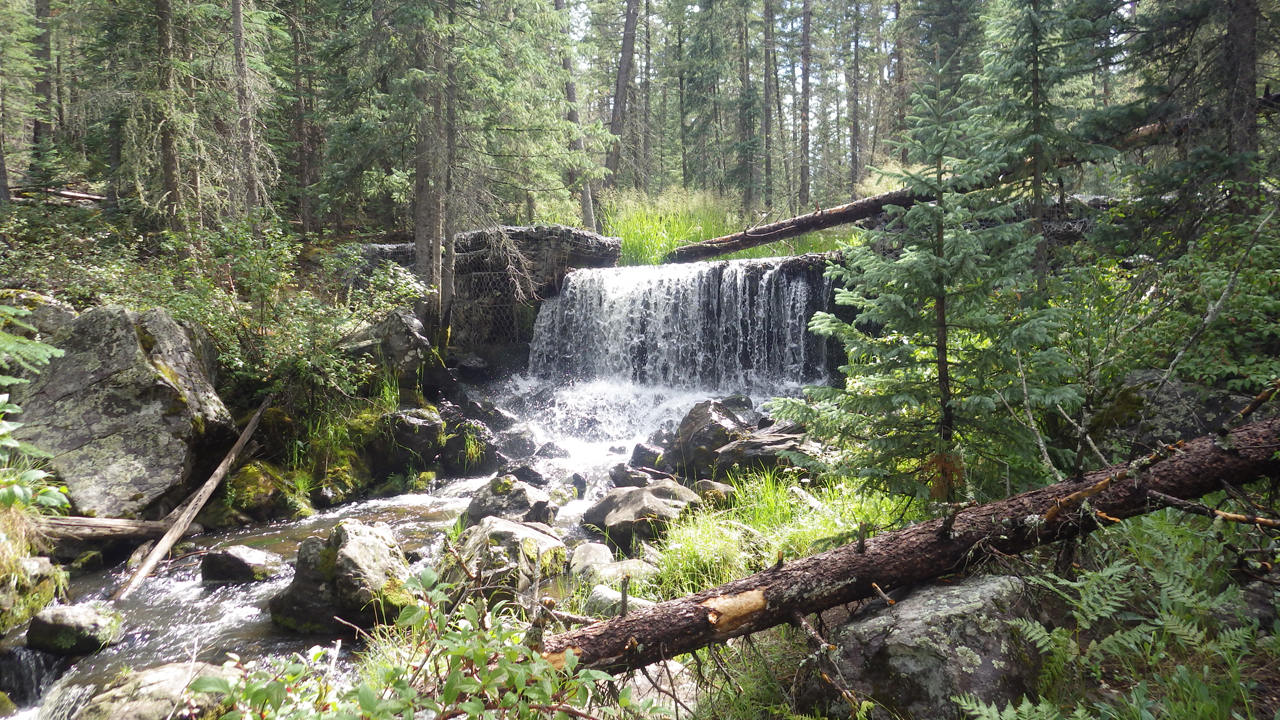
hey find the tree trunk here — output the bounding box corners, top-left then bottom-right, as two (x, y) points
(156, 0), (183, 234)
(440, 0), (458, 338)
(762, 0), (775, 209)
(1224, 0), (1258, 191)
(413, 35), (442, 319)
(541, 417), (1280, 673)
(31, 0), (52, 176)
(798, 0), (812, 208)
(604, 0), (641, 187)
(846, 5), (862, 193)
(233, 0), (258, 211)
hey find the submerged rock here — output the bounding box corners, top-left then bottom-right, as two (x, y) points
(269, 520), (413, 632)
(11, 306), (234, 518)
(26, 604), (123, 656)
(465, 475), (556, 525)
(444, 517), (567, 594)
(74, 661), (234, 720)
(581, 479), (702, 548)
(534, 442), (570, 459)
(801, 575), (1039, 720)
(201, 545), (285, 584)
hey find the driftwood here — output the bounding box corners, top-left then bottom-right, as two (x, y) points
(111, 396), (272, 601)
(36, 516), (203, 541)
(662, 92), (1280, 264)
(540, 417), (1280, 673)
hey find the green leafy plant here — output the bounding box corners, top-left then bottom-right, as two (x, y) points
(194, 569), (670, 720)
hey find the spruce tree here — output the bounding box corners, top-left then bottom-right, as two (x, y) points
(773, 67), (1073, 501)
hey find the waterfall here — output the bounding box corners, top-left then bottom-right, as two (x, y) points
(529, 255), (832, 390)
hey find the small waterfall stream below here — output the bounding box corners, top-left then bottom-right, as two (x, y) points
(1, 255), (832, 719)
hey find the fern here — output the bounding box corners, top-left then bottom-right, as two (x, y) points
(956, 695), (1092, 720)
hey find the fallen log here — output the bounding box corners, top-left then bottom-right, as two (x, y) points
(540, 416), (1280, 673)
(662, 92), (1280, 264)
(111, 395), (273, 601)
(36, 516), (203, 541)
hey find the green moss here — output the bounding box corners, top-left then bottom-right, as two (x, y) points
(0, 690), (17, 717)
(318, 546), (339, 581)
(0, 571), (65, 636)
(270, 610), (332, 634)
(374, 575), (416, 616)
(490, 474), (515, 494)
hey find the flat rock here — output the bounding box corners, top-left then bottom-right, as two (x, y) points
(74, 661), (234, 720)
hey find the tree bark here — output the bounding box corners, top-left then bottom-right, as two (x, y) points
(604, 0), (641, 187)
(541, 417), (1280, 673)
(233, 0), (258, 211)
(846, 6), (862, 194)
(156, 0), (183, 234)
(762, 0), (775, 209)
(661, 90), (1280, 264)
(37, 517), (202, 541)
(555, 0), (595, 231)
(31, 0), (52, 174)
(798, 0), (812, 208)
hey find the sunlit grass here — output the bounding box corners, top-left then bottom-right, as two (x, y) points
(640, 468), (920, 601)
(601, 188), (849, 266)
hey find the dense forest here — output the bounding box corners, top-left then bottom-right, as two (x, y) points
(2, 0), (1280, 718)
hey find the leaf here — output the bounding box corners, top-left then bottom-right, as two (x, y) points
(189, 676), (233, 696)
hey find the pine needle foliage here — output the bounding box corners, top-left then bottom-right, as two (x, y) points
(772, 68), (1075, 501)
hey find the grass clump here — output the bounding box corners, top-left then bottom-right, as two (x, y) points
(601, 189), (847, 266)
(639, 468), (917, 601)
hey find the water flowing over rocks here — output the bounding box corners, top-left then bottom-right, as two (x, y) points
(529, 256), (831, 389)
(269, 520), (412, 632)
(200, 546), (285, 584)
(11, 306), (233, 518)
(73, 662), (234, 720)
(26, 605), (123, 657)
(802, 575), (1039, 720)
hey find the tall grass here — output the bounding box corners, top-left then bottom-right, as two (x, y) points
(601, 189), (850, 266)
(639, 468), (918, 600)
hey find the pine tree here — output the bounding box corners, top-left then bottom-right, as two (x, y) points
(773, 68), (1072, 501)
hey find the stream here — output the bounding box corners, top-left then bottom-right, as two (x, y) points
(0, 255), (833, 719)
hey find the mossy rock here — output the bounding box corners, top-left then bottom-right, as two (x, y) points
(0, 559), (66, 636)
(0, 690), (17, 717)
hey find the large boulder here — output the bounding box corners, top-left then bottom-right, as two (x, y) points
(366, 408), (447, 478)
(0, 557), (65, 635)
(801, 575), (1039, 720)
(582, 479), (702, 549)
(465, 475), (555, 525)
(713, 422), (811, 479)
(669, 401), (746, 479)
(341, 306), (438, 386)
(269, 520), (413, 632)
(11, 306), (234, 518)
(443, 517), (567, 594)
(440, 418), (503, 477)
(26, 604), (123, 656)
(74, 662), (235, 720)
(201, 545), (285, 584)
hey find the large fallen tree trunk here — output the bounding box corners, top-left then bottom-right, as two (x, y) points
(662, 92), (1280, 264)
(36, 517), (203, 541)
(541, 416), (1280, 673)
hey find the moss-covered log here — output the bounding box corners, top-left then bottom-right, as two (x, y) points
(541, 417), (1280, 673)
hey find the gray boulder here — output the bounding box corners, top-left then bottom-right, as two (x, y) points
(713, 422), (810, 479)
(535, 442), (570, 459)
(12, 306), (234, 518)
(608, 463), (650, 488)
(594, 559), (661, 585)
(693, 480), (736, 506)
(465, 475), (556, 525)
(367, 408), (446, 478)
(27, 604), (123, 656)
(201, 546), (285, 584)
(0, 290), (77, 340)
(582, 585), (656, 617)
(582, 479), (702, 548)
(440, 419), (503, 476)
(801, 575), (1039, 720)
(569, 543), (615, 579)
(497, 429), (538, 459)
(444, 517), (567, 594)
(669, 400), (746, 479)
(341, 306), (438, 386)
(74, 661), (235, 720)
(269, 520), (413, 632)
(628, 443), (664, 470)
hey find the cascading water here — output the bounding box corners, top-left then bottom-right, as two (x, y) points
(529, 256), (832, 390)
(5, 253), (834, 719)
